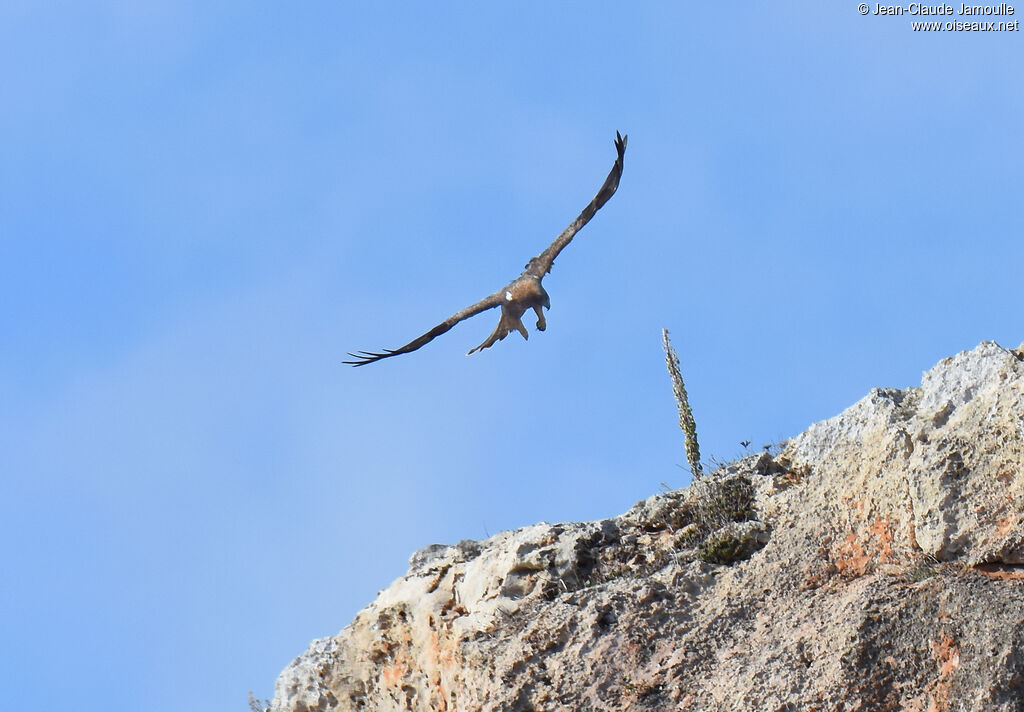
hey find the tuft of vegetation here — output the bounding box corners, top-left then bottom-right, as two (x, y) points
(654, 332), (766, 566)
(687, 476), (755, 537)
(662, 328), (703, 477)
(698, 529), (753, 565)
(248, 692), (272, 712)
(902, 554), (948, 583)
(675, 475), (759, 565)
(620, 674), (661, 698)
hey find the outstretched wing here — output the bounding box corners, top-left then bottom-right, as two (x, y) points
(528, 131), (627, 277)
(344, 291), (504, 366)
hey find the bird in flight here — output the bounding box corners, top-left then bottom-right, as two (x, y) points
(345, 131), (627, 366)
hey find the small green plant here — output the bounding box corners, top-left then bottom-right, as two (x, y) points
(698, 530), (750, 565)
(904, 554), (945, 582)
(692, 476), (755, 531)
(676, 475), (759, 565)
(662, 328), (703, 477)
(620, 674), (659, 698)
(908, 563), (939, 582)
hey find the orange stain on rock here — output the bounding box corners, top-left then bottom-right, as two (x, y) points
(869, 518), (895, 563)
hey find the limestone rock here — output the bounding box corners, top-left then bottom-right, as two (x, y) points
(271, 341), (1024, 711)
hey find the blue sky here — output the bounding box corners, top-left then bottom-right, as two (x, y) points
(1, 2), (1020, 710)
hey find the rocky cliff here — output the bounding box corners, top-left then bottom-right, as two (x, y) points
(271, 341), (1024, 711)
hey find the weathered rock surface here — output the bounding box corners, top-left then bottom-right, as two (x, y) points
(271, 341), (1024, 712)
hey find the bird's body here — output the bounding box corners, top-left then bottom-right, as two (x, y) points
(469, 274), (550, 354)
(345, 132), (627, 366)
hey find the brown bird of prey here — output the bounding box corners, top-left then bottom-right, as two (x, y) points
(344, 131), (627, 366)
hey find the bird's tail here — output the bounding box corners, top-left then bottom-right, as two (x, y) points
(468, 313), (528, 354)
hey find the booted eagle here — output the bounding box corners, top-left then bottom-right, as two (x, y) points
(345, 131), (627, 367)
